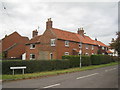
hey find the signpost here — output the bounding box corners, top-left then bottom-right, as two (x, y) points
(79, 49), (82, 68)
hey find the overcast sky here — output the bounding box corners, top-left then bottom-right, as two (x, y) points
(0, 0), (119, 45)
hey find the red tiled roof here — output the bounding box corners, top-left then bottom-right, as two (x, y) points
(76, 34), (96, 45)
(52, 28), (107, 47)
(93, 40), (108, 47)
(26, 35), (42, 44)
(52, 28), (80, 42)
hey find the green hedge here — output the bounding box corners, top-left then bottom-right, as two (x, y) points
(91, 55), (112, 65)
(62, 55), (91, 67)
(2, 55), (118, 75)
(2, 60), (70, 75)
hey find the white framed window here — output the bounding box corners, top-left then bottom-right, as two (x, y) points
(30, 54), (35, 60)
(30, 44), (35, 49)
(102, 47), (104, 50)
(92, 53), (94, 55)
(106, 47), (108, 51)
(86, 44), (89, 49)
(51, 39), (56, 46)
(85, 53), (89, 56)
(92, 45), (94, 50)
(65, 41), (69, 47)
(64, 52), (69, 55)
(79, 42), (82, 48)
(102, 53), (105, 55)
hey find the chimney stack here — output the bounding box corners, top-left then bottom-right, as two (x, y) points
(77, 27), (84, 36)
(32, 29), (38, 37)
(46, 18), (52, 30)
(95, 38), (97, 41)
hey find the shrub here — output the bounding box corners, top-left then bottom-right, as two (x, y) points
(62, 55), (91, 67)
(2, 55), (117, 75)
(2, 60), (70, 75)
(91, 55), (112, 65)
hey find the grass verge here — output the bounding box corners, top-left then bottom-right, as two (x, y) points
(2, 62), (118, 81)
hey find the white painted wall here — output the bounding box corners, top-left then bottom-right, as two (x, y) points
(22, 53), (26, 60)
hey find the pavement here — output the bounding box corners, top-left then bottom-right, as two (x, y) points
(2, 65), (119, 89)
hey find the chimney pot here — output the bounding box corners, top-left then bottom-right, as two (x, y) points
(32, 29), (38, 37)
(95, 38), (97, 41)
(46, 18), (52, 29)
(77, 27), (84, 36)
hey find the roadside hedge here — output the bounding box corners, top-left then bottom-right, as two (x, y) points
(62, 55), (91, 67)
(2, 60), (70, 74)
(91, 55), (110, 65)
(2, 55), (118, 75)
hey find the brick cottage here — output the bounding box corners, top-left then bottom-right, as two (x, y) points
(0, 32), (29, 59)
(26, 18), (108, 60)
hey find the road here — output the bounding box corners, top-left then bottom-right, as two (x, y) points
(2, 65), (118, 89)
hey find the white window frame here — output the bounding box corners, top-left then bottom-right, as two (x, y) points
(30, 54), (35, 60)
(102, 47), (104, 50)
(85, 53), (89, 56)
(64, 52), (69, 55)
(102, 53), (105, 55)
(51, 39), (56, 46)
(65, 41), (69, 47)
(86, 44), (89, 49)
(79, 42), (82, 48)
(92, 45), (94, 50)
(106, 47), (108, 51)
(30, 44), (35, 49)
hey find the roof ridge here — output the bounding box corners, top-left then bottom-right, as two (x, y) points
(52, 28), (77, 34)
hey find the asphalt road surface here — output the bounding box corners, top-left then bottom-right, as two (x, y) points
(2, 65), (118, 89)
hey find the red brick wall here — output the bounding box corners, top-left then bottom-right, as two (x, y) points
(26, 29), (57, 60)
(56, 40), (101, 59)
(56, 40), (79, 59)
(39, 29), (57, 60)
(25, 44), (40, 60)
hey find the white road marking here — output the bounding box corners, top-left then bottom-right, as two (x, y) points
(76, 73), (99, 80)
(105, 68), (116, 72)
(43, 83), (60, 88)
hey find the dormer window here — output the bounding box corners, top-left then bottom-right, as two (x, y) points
(30, 44), (35, 49)
(65, 41), (69, 47)
(79, 42), (82, 48)
(51, 39), (55, 46)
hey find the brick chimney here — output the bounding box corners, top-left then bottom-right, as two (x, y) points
(32, 29), (38, 37)
(77, 28), (84, 36)
(95, 38), (97, 41)
(46, 18), (52, 29)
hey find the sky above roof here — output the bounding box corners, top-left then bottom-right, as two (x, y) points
(0, 0), (119, 45)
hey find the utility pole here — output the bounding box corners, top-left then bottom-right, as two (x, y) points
(79, 49), (82, 68)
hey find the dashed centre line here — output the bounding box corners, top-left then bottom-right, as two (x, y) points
(43, 83), (60, 88)
(105, 68), (116, 72)
(76, 73), (99, 80)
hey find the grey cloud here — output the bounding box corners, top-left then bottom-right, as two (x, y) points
(0, 1), (118, 45)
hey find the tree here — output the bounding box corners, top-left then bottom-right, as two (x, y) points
(110, 32), (120, 57)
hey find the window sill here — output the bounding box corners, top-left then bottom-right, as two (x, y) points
(30, 48), (35, 49)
